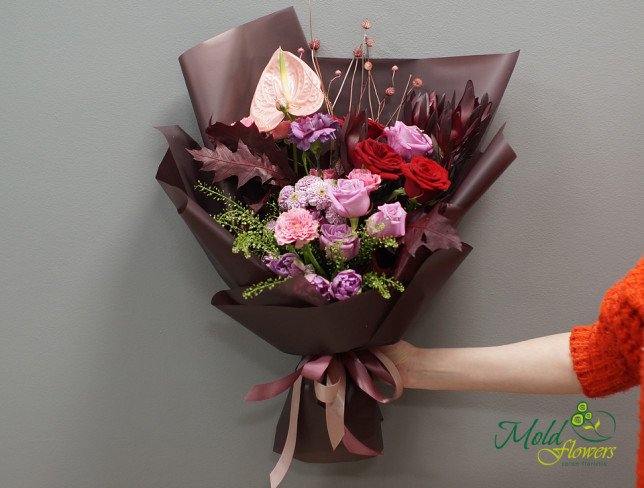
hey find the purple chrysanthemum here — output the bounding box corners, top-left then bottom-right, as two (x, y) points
(284, 190), (307, 210)
(278, 185), (295, 211)
(324, 206), (347, 225)
(294, 175), (321, 193)
(306, 180), (331, 210)
(288, 113), (339, 151)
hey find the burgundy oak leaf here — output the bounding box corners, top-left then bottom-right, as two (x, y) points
(402, 206), (462, 257)
(205, 121), (295, 182)
(187, 141), (289, 188)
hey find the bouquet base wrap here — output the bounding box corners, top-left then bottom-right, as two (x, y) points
(274, 378), (383, 463)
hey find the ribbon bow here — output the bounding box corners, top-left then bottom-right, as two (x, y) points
(245, 349), (403, 488)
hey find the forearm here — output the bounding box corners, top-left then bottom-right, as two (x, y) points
(404, 332), (583, 394)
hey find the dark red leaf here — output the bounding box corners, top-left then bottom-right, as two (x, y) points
(338, 110), (367, 174)
(205, 121), (295, 183)
(402, 206), (462, 257)
(188, 140), (290, 188)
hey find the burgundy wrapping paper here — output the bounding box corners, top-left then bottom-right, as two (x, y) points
(156, 6), (517, 467)
(274, 379), (384, 463)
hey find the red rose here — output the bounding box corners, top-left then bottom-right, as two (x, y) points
(401, 156), (450, 202)
(352, 139), (404, 180)
(366, 118), (384, 139)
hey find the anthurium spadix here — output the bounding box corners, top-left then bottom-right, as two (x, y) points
(250, 48), (325, 132)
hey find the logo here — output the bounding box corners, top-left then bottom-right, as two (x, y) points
(494, 402), (618, 467)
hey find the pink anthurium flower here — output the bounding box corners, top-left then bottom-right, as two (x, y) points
(250, 48), (324, 132)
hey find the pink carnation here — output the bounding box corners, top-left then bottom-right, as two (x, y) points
(273, 208), (320, 248)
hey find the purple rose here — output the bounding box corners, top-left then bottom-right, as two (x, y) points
(263, 253), (308, 277)
(330, 270), (362, 301)
(319, 224), (360, 261)
(305, 273), (332, 301)
(365, 202), (407, 238)
(328, 178), (371, 218)
(383, 121), (433, 159)
(288, 113), (339, 151)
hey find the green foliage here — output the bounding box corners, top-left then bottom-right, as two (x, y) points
(351, 224), (399, 267)
(362, 272), (405, 299)
(194, 181), (279, 258)
(322, 242), (347, 275)
(242, 276), (290, 300)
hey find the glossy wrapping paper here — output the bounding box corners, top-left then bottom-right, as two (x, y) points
(156, 5), (518, 480)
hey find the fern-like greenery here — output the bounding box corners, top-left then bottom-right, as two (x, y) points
(194, 181), (279, 258)
(242, 276), (290, 300)
(362, 272), (405, 299)
(351, 224), (399, 267)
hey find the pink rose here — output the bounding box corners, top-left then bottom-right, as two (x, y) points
(365, 202), (407, 238)
(327, 179), (371, 218)
(347, 168), (382, 193)
(383, 121), (433, 160)
(273, 208), (320, 248)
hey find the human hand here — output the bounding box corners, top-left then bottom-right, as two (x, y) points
(376, 340), (418, 388)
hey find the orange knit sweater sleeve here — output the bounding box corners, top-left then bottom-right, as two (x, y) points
(569, 257), (644, 398)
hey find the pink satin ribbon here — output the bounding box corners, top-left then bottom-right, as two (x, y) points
(245, 350), (403, 488)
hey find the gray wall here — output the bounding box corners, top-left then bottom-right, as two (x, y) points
(2, 1), (642, 487)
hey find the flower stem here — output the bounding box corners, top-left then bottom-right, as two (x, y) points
(302, 151), (309, 174)
(301, 244), (327, 278)
(350, 217), (359, 232)
(292, 144), (299, 175)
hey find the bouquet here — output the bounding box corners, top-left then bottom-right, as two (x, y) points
(156, 7), (518, 487)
